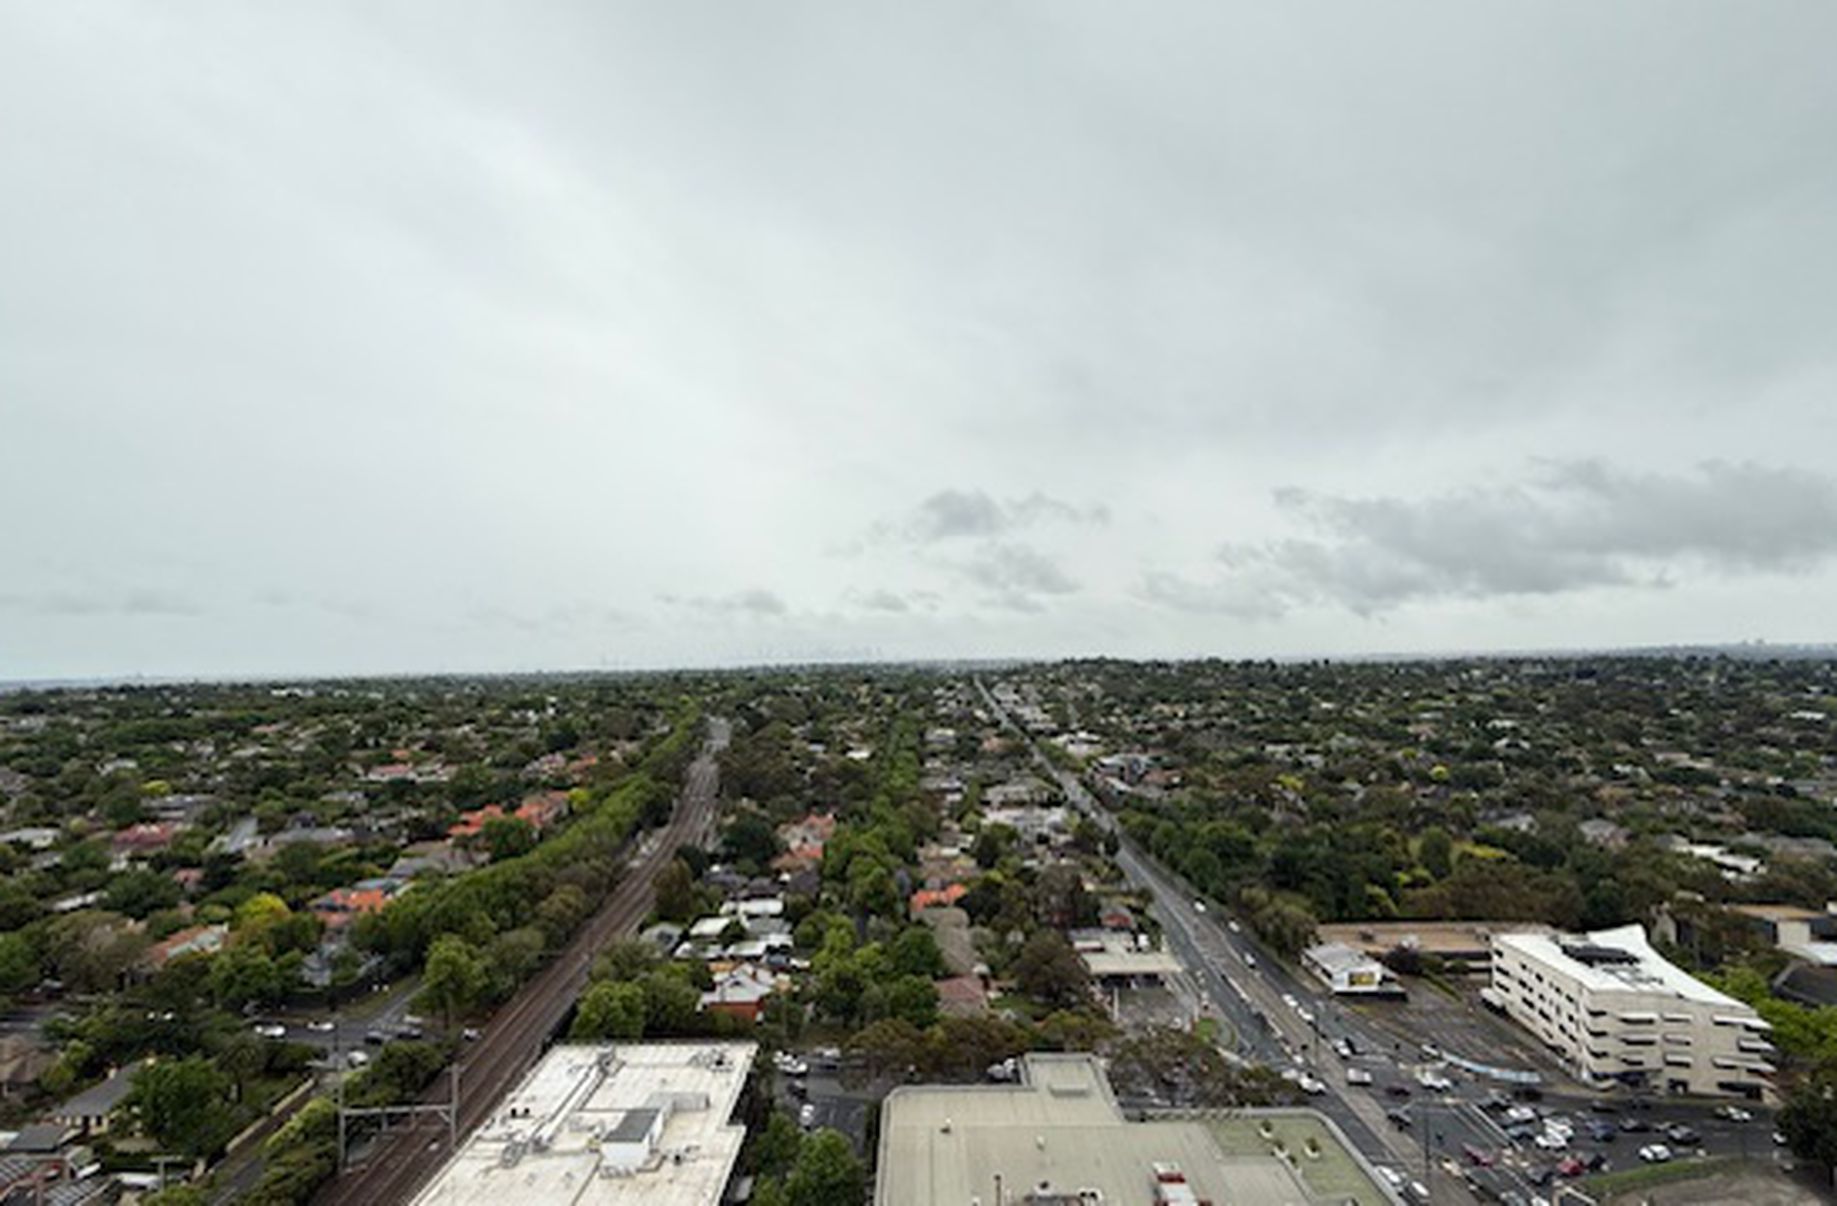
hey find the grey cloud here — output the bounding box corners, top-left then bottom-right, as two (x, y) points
(1136, 570), (1287, 622)
(1228, 460), (1837, 616)
(856, 589), (911, 613)
(955, 542), (1079, 612)
(0, 588), (202, 617)
(873, 489), (1110, 547)
(662, 589), (789, 618)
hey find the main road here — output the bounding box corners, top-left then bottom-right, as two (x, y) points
(975, 681), (1477, 1204)
(312, 717), (730, 1206)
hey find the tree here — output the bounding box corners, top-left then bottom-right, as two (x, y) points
(1780, 1060), (1837, 1171)
(888, 927), (946, 980)
(0, 931), (39, 999)
(482, 816), (537, 863)
(209, 943), (285, 1010)
(1011, 930), (1089, 1010)
(1419, 827), (1454, 880)
(105, 869), (182, 919)
(753, 1110), (804, 1179)
(785, 1128), (865, 1206)
(419, 934), (487, 1027)
(639, 969), (702, 1034)
(234, 892), (293, 937)
(654, 858), (697, 923)
(722, 812), (781, 868)
(129, 1056), (236, 1158)
(572, 980), (646, 1041)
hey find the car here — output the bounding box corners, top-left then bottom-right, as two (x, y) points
(1664, 1124), (1699, 1146)
(1404, 1181), (1429, 1203)
(346, 1050), (370, 1068)
(1346, 1067), (1374, 1086)
(1556, 1156), (1585, 1178)
(1580, 1151), (1609, 1171)
(1532, 1131), (1568, 1151)
(364, 1029), (387, 1046)
(1193, 900), (1207, 914)
(1461, 1144), (1495, 1167)
(1617, 1115), (1651, 1133)
(1638, 1143), (1673, 1163)
(1774, 1131), (1789, 1146)
(1296, 1008), (1316, 1027)
(1333, 1038), (1354, 1059)
(1375, 1166), (1404, 1190)
(253, 1023), (287, 1039)
(462, 1027), (481, 1041)
(403, 1013), (426, 1027)
(1714, 1105), (1753, 1122)
(307, 1020), (336, 1033)
(1589, 1099), (1619, 1114)
(1227, 920), (1242, 933)
(1420, 1043), (1443, 1060)
(396, 1025), (425, 1041)
(1242, 952), (1257, 968)
(1281, 993), (1298, 1010)
(1385, 1084), (1413, 1098)
(797, 1103), (817, 1129)
(1386, 1108), (1413, 1131)
(1503, 1123), (1537, 1143)
(1297, 1075), (1326, 1096)
(1585, 1121), (1618, 1143)
(1505, 1105), (1539, 1125)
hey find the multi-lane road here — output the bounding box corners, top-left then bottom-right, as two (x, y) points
(312, 717), (730, 1206)
(979, 683), (1801, 1203)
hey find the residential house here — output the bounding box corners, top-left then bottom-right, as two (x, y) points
(110, 822), (183, 862)
(700, 965), (780, 1024)
(909, 883), (968, 918)
(141, 924), (227, 973)
(51, 1063), (145, 1136)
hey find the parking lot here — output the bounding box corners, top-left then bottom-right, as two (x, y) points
(773, 1053), (880, 1155)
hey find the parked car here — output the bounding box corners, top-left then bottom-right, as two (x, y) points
(1385, 1084), (1413, 1098)
(1461, 1144), (1495, 1167)
(1586, 1120), (1618, 1143)
(1638, 1143), (1673, 1163)
(253, 1022), (286, 1039)
(1665, 1124), (1700, 1146)
(1386, 1108), (1413, 1131)
(306, 1020), (336, 1033)
(1617, 1115), (1651, 1133)
(1346, 1067), (1374, 1086)
(1715, 1105), (1753, 1122)
(797, 1103), (817, 1129)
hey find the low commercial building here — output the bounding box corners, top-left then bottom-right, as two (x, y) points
(1490, 924), (1774, 1099)
(410, 1042), (756, 1206)
(877, 1053), (1394, 1206)
(1301, 942), (1400, 996)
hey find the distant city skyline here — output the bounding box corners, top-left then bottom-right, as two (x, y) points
(4, 3), (1836, 679)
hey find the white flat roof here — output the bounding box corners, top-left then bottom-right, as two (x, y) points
(410, 1042), (756, 1206)
(1495, 924), (1749, 1009)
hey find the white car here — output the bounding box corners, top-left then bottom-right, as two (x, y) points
(1193, 900), (1207, 914)
(1227, 920), (1242, 933)
(346, 1050), (370, 1068)
(1715, 1105), (1753, 1122)
(1638, 1143), (1673, 1163)
(1346, 1067), (1374, 1086)
(1375, 1167), (1405, 1190)
(797, 1103), (817, 1129)
(307, 1020), (336, 1033)
(253, 1023), (287, 1039)
(1532, 1130), (1568, 1151)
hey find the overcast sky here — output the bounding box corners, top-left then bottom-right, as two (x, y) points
(4, 3), (1836, 679)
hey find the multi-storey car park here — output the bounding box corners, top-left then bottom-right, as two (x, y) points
(1490, 924), (1775, 1099)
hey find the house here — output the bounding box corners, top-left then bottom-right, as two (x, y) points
(0, 1038), (54, 1101)
(772, 814), (836, 873)
(448, 805), (506, 841)
(52, 1062), (145, 1136)
(515, 790), (571, 832)
(934, 975), (989, 1018)
(1727, 904), (1837, 966)
(1578, 819), (1629, 850)
(110, 822), (182, 860)
(141, 924), (227, 973)
(908, 883), (968, 918)
(700, 965), (780, 1023)
(309, 878), (405, 931)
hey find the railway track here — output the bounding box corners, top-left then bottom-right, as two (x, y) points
(313, 719), (729, 1206)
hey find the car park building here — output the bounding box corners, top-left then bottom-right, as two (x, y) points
(876, 1053), (1397, 1206)
(1490, 924), (1774, 1099)
(410, 1042), (756, 1206)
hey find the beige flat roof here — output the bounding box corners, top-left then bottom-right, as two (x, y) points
(877, 1055), (1388, 1206)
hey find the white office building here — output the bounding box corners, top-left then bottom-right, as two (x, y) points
(1490, 924), (1774, 1099)
(410, 1042), (756, 1206)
